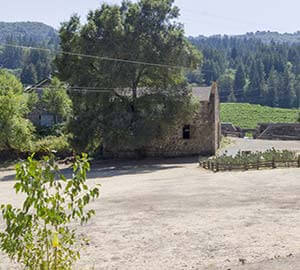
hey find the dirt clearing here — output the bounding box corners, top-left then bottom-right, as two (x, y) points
(1, 157), (300, 269)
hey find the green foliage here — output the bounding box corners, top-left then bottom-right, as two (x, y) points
(233, 64), (246, 101)
(235, 31), (300, 44)
(189, 35), (300, 108)
(212, 148), (296, 166)
(0, 154), (100, 270)
(0, 70), (34, 151)
(55, 0), (202, 153)
(0, 22), (58, 44)
(221, 103), (299, 129)
(32, 135), (72, 158)
(278, 62), (296, 108)
(217, 69), (235, 101)
(21, 63), (38, 85)
(40, 77), (73, 123)
(0, 22), (58, 83)
(0, 68), (23, 94)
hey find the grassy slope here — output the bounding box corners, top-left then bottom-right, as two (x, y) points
(221, 103), (299, 129)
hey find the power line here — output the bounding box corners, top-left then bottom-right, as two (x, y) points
(67, 88), (112, 93)
(24, 85), (117, 91)
(0, 43), (193, 70)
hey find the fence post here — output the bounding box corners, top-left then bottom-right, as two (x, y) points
(298, 156), (300, 168)
(257, 158), (260, 170)
(244, 161), (248, 171)
(216, 162), (219, 172)
(272, 157), (276, 169)
(212, 162), (215, 172)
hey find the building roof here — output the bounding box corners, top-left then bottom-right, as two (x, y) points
(192, 87), (212, 101)
(24, 77), (52, 93)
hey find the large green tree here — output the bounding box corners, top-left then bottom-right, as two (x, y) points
(278, 62), (296, 108)
(0, 70), (34, 151)
(218, 69), (235, 102)
(246, 59), (267, 104)
(55, 0), (201, 153)
(266, 68), (279, 107)
(20, 63), (38, 85)
(233, 64), (246, 102)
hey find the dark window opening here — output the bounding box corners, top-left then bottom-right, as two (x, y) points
(183, 125), (191, 140)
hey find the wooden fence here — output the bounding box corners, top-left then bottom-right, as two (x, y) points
(199, 156), (300, 172)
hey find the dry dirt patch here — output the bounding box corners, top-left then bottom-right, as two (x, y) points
(0, 158), (300, 269)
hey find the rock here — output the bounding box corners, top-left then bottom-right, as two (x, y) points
(239, 258), (246, 265)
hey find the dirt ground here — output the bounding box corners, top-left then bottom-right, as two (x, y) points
(1, 153), (300, 269)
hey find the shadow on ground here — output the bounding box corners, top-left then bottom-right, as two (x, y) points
(0, 156), (199, 182)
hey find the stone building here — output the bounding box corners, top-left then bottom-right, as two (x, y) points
(104, 84), (221, 157)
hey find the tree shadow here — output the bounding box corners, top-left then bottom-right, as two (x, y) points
(0, 156), (199, 182)
(0, 173), (16, 182)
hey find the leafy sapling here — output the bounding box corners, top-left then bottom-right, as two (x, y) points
(0, 153), (100, 270)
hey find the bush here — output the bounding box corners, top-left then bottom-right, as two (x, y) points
(211, 148), (296, 166)
(32, 135), (72, 158)
(35, 123), (66, 138)
(0, 135), (73, 163)
(0, 153), (100, 270)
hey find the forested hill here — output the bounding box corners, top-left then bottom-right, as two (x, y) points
(1, 21), (300, 109)
(192, 31), (300, 45)
(0, 22), (58, 45)
(188, 35), (300, 109)
(236, 31), (300, 44)
(0, 22), (59, 85)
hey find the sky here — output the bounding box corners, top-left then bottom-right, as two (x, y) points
(1, 0), (299, 36)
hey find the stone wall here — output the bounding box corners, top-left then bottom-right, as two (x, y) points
(103, 85), (221, 158)
(144, 100), (216, 157)
(257, 123), (300, 140)
(104, 100), (220, 158)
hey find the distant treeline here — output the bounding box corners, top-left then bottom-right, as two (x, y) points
(189, 36), (300, 108)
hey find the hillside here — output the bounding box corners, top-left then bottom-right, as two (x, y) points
(0, 22), (59, 84)
(236, 31), (300, 44)
(0, 21), (58, 45)
(189, 35), (300, 109)
(221, 103), (299, 129)
(191, 31), (300, 44)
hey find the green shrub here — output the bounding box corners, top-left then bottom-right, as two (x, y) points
(35, 123), (66, 138)
(32, 135), (72, 158)
(0, 153), (100, 270)
(212, 148), (296, 165)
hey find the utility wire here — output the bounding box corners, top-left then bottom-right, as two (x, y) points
(0, 43), (268, 77)
(0, 43), (193, 70)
